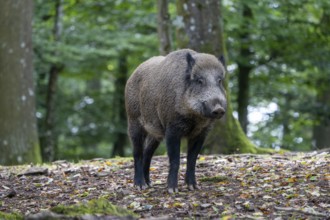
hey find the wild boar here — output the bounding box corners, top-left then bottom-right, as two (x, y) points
(125, 49), (227, 193)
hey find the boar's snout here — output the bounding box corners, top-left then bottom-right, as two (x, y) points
(203, 99), (226, 119)
(211, 104), (226, 119)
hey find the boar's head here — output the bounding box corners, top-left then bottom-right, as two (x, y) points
(183, 52), (227, 119)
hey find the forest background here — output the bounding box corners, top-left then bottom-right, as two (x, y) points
(0, 0), (329, 165)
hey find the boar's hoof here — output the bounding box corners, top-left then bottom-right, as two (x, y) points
(188, 184), (200, 191)
(168, 187), (179, 194)
(134, 183), (147, 190)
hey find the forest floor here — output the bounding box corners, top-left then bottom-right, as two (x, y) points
(0, 151), (329, 219)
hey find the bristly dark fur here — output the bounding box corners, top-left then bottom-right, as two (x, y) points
(186, 52), (195, 74)
(218, 55), (226, 67)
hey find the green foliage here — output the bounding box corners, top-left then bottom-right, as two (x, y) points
(0, 211), (23, 220)
(34, 1), (158, 159)
(33, 0), (330, 159)
(223, 0), (330, 151)
(51, 198), (137, 217)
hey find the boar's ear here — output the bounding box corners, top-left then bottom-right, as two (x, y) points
(186, 52), (195, 74)
(218, 55), (226, 67)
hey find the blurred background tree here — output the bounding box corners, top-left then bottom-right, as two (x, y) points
(1, 0), (329, 164)
(0, 0), (41, 165)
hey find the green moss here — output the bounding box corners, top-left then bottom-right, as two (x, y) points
(208, 105), (277, 154)
(51, 198), (137, 218)
(79, 191), (89, 197)
(32, 141), (42, 164)
(0, 211), (23, 220)
(200, 175), (228, 183)
(21, 141), (42, 165)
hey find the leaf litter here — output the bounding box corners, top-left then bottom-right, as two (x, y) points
(0, 152), (329, 219)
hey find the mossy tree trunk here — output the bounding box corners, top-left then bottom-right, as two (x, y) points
(176, 0), (271, 154)
(0, 0), (42, 165)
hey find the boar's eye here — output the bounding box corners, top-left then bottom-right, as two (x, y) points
(196, 78), (204, 85)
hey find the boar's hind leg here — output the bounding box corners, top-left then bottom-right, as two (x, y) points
(165, 128), (181, 193)
(185, 132), (207, 190)
(128, 120), (147, 190)
(143, 136), (160, 186)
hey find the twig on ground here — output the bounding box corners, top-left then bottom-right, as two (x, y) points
(274, 206), (329, 218)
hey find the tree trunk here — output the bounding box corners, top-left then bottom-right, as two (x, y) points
(157, 0), (172, 55)
(237, 65), (251, 134)
(111, 53), (128, 157)
(176, 0), (224, 54)
(312, 9), (330, 150)
(313, 87), (330, 149)
(40, 0), (63, 162)
(0, 0), (42, 165)
(281, 94), (292, 150)
(176, 0), (271, 154)
(237, 4), (253, 134)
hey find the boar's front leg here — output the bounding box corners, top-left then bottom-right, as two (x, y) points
(165, 128), (181, 193)
(185, 132), (207, 190)
(128, 120), (147, 190)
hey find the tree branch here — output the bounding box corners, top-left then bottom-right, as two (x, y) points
(274, 206), (329, 218)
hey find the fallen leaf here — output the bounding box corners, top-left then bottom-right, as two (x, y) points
(149, 167), (157, 171)
(287, 177), (297, 183)
(128, 201), (140, 209)
(200, 203), (211, 209)
(105, 161), (112, 166)
(199, 156), (206, 161)
(173, 202), (183, 208)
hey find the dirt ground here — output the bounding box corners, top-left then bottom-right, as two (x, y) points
(0, 151), (329, 219)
